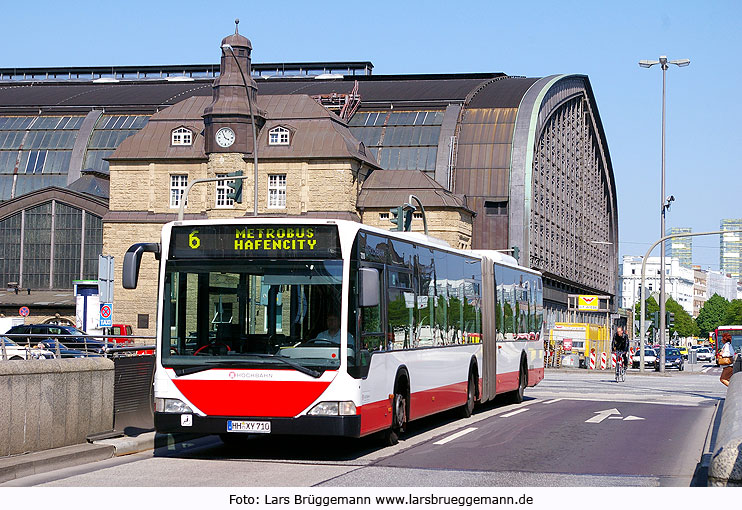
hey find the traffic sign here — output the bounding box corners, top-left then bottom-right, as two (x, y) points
(19, 306), (30, 317)
(100, 303), (113, 327)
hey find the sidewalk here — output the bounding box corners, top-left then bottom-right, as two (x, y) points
(0, 431), (165, 484)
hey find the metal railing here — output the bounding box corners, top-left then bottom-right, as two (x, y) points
(1, 333), (155, 361)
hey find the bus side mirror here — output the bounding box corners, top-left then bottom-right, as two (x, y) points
(359, 268), (379, 307)
(123, 243), (161, 289)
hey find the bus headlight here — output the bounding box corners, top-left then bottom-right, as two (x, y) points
(155, 398), (194, 414)
(308, 401), (357, 416)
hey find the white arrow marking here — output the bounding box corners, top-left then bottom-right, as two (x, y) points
(586, 408), (620, 423)
(434, 427), (477, 445)
(623, 416), (645, 421)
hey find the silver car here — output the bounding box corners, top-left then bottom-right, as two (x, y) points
(695, 347), (714, 362)
(632, 348), (658, 368)
(0, 337), (54, 360)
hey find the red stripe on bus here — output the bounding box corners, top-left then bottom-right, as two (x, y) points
(409, 381), (469, 420)
(359, 400), (392, 436)
(496, 370), (520, 393)
(528, 366), (544, 386)
(172, 379), (331, 417)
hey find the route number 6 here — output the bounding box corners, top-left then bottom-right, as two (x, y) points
(189, 230), (200, 249)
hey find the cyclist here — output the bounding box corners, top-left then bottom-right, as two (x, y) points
(612, 326), (629, 376)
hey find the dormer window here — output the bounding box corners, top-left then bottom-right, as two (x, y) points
(268, 126), (290, 146)
(171, 127), (193, 146)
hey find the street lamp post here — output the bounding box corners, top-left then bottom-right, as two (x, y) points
(222, 42), (259, 217)
(638, 55), (689, 372)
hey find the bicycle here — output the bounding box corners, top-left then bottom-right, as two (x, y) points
(614, 351), (626, 383)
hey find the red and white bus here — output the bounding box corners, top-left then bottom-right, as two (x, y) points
(123, 219), (544, 444)
(713, 325), (742, 366)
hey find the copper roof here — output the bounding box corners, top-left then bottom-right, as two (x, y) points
(357, 169), (472, 212)
(109, 94), (378, 167)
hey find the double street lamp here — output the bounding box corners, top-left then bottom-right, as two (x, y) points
(638, 56), (689, 371)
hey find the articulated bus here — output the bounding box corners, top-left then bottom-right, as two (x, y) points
(713, 326), (742, 366)
(123, 219), (544, 444)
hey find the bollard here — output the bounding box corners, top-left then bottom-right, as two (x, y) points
(600, 352), (607, 370)
(589, 349), (596, 370)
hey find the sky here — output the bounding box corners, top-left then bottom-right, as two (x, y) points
(3, 0), (740, 270)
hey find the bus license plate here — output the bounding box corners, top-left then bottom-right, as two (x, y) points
(227, 420), (271, 434)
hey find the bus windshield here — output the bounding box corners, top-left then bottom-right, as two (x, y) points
(161, 259), (345, 374)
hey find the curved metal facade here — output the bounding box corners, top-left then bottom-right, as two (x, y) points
(509, 75), (618, 307)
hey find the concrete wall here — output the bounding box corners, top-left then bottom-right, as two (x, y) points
(709, 368), (742, 486)
(0, 358), (114, 457)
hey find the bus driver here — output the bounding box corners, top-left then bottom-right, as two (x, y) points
(316, 314), (354, 346)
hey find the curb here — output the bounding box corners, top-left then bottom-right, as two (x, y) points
(0, 443), (114, 484)
(0, 432), (199, 484)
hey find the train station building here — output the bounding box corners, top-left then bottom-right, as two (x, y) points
(0, 27), (618, 334)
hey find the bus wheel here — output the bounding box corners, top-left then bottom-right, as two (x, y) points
(383, 391), (407, 446)
(460, 369), (476, 418)
(511, 362), (527, 404)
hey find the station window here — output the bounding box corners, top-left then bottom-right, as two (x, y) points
(170, 174), (188, 208)
(268, 174), (286, 208)
(268, 126), (290, 146)
(171, 127), (192, 146)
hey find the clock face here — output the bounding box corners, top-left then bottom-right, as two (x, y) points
(215, 127), (235, 148)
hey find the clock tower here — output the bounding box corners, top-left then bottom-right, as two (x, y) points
(203, 22), (265, 155)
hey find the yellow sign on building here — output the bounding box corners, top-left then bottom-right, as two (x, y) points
(577, 295), (600, 311)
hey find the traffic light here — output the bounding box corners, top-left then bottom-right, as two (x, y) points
(226, 171), (243, 203)
(651, 311), (659, 328)
(402, 205), (414, 231)
(511, 246), (520, 261)
(666, 311), (675, 328)
(389, 206), (404, 231)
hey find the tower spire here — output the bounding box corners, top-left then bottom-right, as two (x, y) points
(235, 18), (239, 34)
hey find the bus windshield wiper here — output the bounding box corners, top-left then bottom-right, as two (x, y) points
(246, 353), (322, 378)
(172, 356), (321, 378)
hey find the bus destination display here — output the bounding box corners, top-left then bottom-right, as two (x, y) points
(170, 225), (341, 259)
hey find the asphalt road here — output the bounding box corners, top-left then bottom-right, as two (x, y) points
(4, 362), (728, 488)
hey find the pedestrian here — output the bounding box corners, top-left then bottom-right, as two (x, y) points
(719, 332), (735, 387)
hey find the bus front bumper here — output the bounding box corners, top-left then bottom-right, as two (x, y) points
(154, 412), (362, 437)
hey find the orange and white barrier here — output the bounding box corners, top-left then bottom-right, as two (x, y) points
(589, 349), (596, 370)
(611, 352), (617, 368)
(600, 352), (607, 370)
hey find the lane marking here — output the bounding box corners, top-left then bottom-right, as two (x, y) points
(433, 427), (478, 445)
(541, 398), (563, 404)
(500, 408), (530, 418)
(623, 415), (645, 421)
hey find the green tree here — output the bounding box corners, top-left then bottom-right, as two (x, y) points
(665, 297), (699, 338)
(696, 294), (730, 338)
(723, 299), (742, 325)
(634, 295), (659, 322)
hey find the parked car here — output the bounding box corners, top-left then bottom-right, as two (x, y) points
(632, 348), (658, 369)
(696, 347), (714, 362)
(5, 324), (114, 355)
(32, 338), (93, 358)
(655, 347), (684, 371)
(0, 336), (55, 360)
